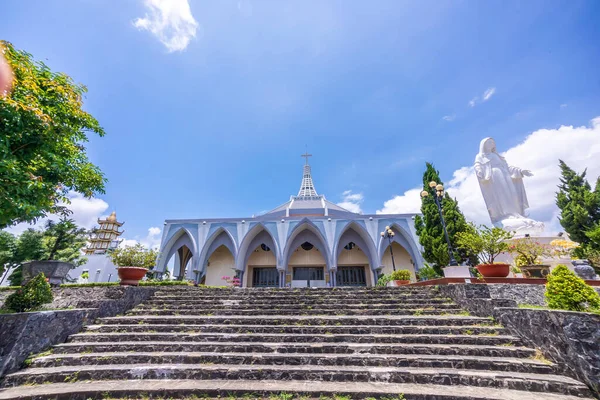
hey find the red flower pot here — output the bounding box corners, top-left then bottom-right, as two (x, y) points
(117, 267), (148, 286)
(476, 263), (510, 278)
(394, 280), (411, 286)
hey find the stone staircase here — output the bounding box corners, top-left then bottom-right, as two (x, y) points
(0, 286), (595, 399)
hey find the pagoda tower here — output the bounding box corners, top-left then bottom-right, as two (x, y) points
(85, 211), (124, 255)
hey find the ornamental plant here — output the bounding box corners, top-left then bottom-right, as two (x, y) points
(545, 264), (600, 312)
(108, 244), (158, 269)
(376, 274), (392, 287)
(455, 224), (514, 265)
(3, 272), (53, 313)
(416, 263), (441, 281)
(221, 276), (241, 287)
(390, 269), (411, 281)
(507, 238), (553, 266)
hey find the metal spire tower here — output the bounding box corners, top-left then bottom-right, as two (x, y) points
(298, 152), (318, 197)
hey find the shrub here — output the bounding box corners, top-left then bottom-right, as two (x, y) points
(416, 264), (440, 281)
(390, 270), (411, 281)
(545, 264), (600, 312)
(376, 274), (392, 287)
(108, 244), (158, 269)
(3, 273), (53, 313)
(455, 225), (513, 265)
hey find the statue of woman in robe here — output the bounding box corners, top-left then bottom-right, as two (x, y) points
(474, 137), (534, 228)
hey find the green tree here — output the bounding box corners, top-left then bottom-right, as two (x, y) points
(0, 40), (106, 229)
(0, 230), (16, 277)
(556, 160), (600, 262)
(7, 218), (87, 286)
(414, 163), (477, 273)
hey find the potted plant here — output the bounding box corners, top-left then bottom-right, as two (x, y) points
(109, 244), (158, 286)
(390, 269), (412, 286)
(508, 238), (553, 278)
(8, 218), (88, 287)
(455, 225), (513, 278)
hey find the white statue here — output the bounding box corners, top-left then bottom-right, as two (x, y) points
(474, 137), (544, 234)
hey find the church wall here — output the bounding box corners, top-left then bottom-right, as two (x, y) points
(381, 242), (416, 281)
(205, 246), (235, 287)
(288, 247), (326, 266)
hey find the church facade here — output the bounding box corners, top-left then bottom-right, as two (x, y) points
(155, 156), (424, 287)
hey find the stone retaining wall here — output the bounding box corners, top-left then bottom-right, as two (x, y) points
(0, 286), (160, 377)
(495, 307), (600, 396)
(439, 283), (600, 397)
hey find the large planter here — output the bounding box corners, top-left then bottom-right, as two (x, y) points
(22, 260), (73, 286)
(520, 264), (550, 279)
(117, 267), (148, 286)
(476, 263), (510, 278)
(394, 280), (410, 286)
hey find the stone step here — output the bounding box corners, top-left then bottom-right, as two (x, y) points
(30, 351), (554, 374)
(151, 293), (444, 300)
(137, 301), (458, 309)
(84, 323), (505, 336)
(140, 298), (454, 308)
(96, 315), (491, 327)
(2, 364), (590, 397)
(1, 379), (593, 400)
(154, 288), (439, 294)
(125, 308), (464, 316)
(69, 332), (520, 346)
(51, 341), (536, 358)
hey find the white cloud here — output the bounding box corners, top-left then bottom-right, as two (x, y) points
(469, 87), (496, 107)
(442, 114), (456, 121)
(560, 104), (568, 109)
(376, 188), (422, 215)
(120, 227), (162, 250)
(4, 192), (109, 235)
(482, 87), (496, 101)
(378, 117), (600, 234)
(337, 190), (364, 214)
(133, 0), (198, 52)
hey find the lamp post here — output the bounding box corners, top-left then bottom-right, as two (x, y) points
(380, 226), (396, 272)
(420, 181), (458, 266)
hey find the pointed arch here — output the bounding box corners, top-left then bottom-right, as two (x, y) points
(333, 221), (378, 272)
(283, 218), (331, 271)
(198, 228), (237, 273)
(155, 227), (197, 273)
(236, 223), (280, 272)
(378, 222), (424, 272)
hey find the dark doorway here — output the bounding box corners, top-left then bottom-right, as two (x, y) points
(336, 266), (367, 286)
(293, 266), (324, 286)
(252, 267), (279, 287)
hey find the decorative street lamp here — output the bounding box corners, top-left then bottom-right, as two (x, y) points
(420, 181), (459, 266)
(380, 226), (396, 272)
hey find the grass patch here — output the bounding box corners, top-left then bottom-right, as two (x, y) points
(518, 304), (549, 310)
(530, 349), (553, 365)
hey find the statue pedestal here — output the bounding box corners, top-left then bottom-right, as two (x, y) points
(442, 266), (472, 278)
(498, 216), (545, 237)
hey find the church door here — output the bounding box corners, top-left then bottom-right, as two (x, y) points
(252, 267), (279, 287)
(293, 267), (324, 286)
(336, 266), (367, 286)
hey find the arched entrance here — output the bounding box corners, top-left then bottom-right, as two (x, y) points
(283, 223), (330, 288)
(246, 243), (278, 287)
(334, 223), (378, 287)
(379, 225), (417, 281)
(204, 245), (236, 286)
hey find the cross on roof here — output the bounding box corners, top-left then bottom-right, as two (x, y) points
(301, 152), (312, 165)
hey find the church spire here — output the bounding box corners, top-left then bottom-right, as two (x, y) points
(298, 152), (318, 197)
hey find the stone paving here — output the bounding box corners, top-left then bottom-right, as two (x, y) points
(0, 286), (595, 399)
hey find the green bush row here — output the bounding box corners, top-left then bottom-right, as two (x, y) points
(59, 280), (194, 288)
(0, 286), (21, 291)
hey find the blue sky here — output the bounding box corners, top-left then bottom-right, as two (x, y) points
(2, 0), (600, 243)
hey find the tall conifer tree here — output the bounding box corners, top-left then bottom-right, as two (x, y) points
(414, 163), (476, 274)
(556, 160), (600, 259)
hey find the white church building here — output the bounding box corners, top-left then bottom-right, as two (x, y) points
(155, 155), (424, 287)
